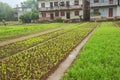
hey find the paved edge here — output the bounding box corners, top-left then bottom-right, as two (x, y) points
(46, 26), (98, 80)
(0, 24), (78, 47)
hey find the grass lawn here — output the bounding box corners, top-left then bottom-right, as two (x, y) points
(62, 22), (120, 80)
(0, 23), (68, 42)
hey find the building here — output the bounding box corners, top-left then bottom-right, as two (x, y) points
(90, 0), (120, 20)
(38, 0), (85, 21)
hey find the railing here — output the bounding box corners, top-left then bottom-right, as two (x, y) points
(90, 1), (118, 7)
(39, 5), (83, 11)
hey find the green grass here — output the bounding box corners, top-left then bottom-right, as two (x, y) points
(0, 23), (68, 42)
(62, 22), (120, 80)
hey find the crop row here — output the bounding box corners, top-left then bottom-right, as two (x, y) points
(0, 23), (88, 59)
(0, 29), (69, 59)
(0, 23), (98, 80)
(0, 23), (68, 42)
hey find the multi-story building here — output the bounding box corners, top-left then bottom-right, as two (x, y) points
(38, 0), (85, 21)
(90, 0), (120, 20)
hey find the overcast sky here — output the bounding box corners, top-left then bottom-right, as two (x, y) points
(0, 0), (26, 8)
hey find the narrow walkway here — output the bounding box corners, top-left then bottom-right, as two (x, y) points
(46, 27), (98, 80)
(0, 24), (78, 47)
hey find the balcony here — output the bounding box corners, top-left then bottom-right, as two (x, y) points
(39, 5), (83, 11)
(90, 1), (118, 8)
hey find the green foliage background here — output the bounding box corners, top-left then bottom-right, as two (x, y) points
(0, 2), (17, 21)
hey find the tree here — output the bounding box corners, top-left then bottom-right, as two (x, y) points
(31, 10), (39, 22)
(0, 2), (17, 21)
(21, 0), (38, 10)
(20, 10), (39, 23)
(20, 12), (32, 23)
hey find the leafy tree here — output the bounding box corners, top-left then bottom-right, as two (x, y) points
(31, 10), (39, 22)
(20, 12), (32, 23)
(21, 0), (38, 10)
(20, 10), (39, 23)
(0, 2), (17, 21)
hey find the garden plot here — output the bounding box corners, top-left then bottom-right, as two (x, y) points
(0, 23), (87, 60)
(0, 22), (98, 80)
(0, 23), (68, 42)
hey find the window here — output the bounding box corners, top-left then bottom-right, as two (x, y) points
(55, 12), (59, 16)
(41, 12), (46, 17)
(66, 1), (70, 7)
(101, 0), (104, 3)
(118, 0), (120, 5)
(54, 2), (58, 7)
(61, 12), (65, 16)
(60, 2), (65, 6)
(94, 9), (99, 12)
(109, 0), (113, 4)
(94, 0), (99, 3)
(41, 3), (45, 8)
(50, 2), (53, 8)
(93, 8), (100, 15)
(74, 0), (79, 5)
(75, 11), (79, 16)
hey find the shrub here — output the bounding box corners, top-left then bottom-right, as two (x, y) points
(20, 11), (39, 23)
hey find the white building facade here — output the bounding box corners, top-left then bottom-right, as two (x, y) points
(38, 0), (83, 21)
(90, 0), (120, 20)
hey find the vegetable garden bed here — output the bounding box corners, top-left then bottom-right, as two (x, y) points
(0, 22), (98, 80)
(0, 23), (87, 60)
(0, 23), (68, 42)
